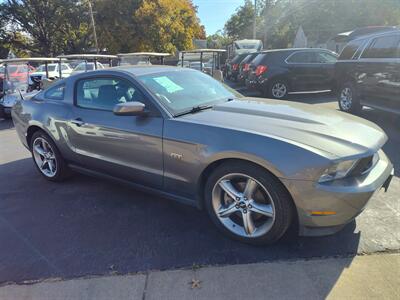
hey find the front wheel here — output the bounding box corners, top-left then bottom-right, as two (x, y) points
(30, 131), (71, 182)
(204, 161), (294, 245)
(338, 82), (361, 113)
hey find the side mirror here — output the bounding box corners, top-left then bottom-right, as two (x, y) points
(113, 101), (146, 116)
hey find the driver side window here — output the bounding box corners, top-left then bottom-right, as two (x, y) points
(75, 77), (147, 111)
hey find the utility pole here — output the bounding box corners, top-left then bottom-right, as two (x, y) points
(87, 0), (99, 54)
(253, 0), (257, 39)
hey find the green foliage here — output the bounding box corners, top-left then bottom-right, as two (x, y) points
(93, 0), (142, 54)
(1, 0), (92, 56)
(0, 0), (205, 57)
(206, 31), (232, 49)
(133, 0), (206, 53)
(223, 0), (400, 49)
(224, 0), (257, 39)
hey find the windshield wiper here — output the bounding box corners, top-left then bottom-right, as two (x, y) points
(174, 105), (214, 117)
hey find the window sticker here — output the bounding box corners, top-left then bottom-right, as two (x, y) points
(153, 76), (183, 93)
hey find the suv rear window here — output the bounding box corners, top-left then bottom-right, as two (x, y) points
(339, 39), (365, 60)
(250, 53), (267, 66)
(241, 53), (257, 65)
(361, 34), (400, 59)
(231, 54), (247, 64)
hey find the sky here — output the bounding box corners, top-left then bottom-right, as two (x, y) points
(193, 0), (244, 35)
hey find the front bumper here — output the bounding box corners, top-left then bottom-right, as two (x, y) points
(281, 150), (394, 236)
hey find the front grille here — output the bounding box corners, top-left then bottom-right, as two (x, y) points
(350, 153), (379, 176)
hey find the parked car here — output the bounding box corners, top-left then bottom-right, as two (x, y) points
(72, 62), (105, 74)
(246, 48), (338, 99)
(177, 61), (190, 68)
(30, 63), (72, 80)
(11, 66), (393, 244)
(189, 61), (205, 71)
(29, 63), (73, 91)
(0, 64), (35, 83)
(226, 53), (249, 81)
(238, 52), (260, 84)
(335, 30), (400, 115)
(227, 39), (263, 58)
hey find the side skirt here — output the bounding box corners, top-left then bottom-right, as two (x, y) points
(68, 164), (201, 209)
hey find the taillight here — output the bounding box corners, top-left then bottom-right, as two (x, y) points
(232, 63), (239, 71)
(243, 64), (250, 71)
(255, 65), (268, 76)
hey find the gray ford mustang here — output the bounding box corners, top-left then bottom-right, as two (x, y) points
(12, 66), (394, 244)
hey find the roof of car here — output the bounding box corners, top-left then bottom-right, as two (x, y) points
(349, 28), (400, 42)
(260, 48), (331, 53)
(108, 64), (189, 76)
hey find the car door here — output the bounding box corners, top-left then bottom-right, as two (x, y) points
(66, 74), (164, 189)
(285, 51), (323, 92)
(358, 33), (400, 110)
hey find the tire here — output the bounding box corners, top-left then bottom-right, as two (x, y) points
(30, 130), (71, 182)
(204, 161), (294, 245)
(338, 82), (361, 113)
(265, 79), (289, 99)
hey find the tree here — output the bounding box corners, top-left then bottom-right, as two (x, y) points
(133, 0), (206, 53)
(224, 0), (258, 40)
(1, 0), (92, 56)
(206, 30), (232, 49)
(254, 0), (400, 48)
(93, 0), (142, 54)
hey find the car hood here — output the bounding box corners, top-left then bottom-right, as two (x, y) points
(178, 98), (387, 159)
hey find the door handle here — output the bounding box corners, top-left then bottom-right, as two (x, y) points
(70, 118), (85, 127)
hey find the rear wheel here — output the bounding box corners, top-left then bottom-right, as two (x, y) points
(338, 82), (361, 113)
(204, 161), (294, 245)
(266, 79), (289, 99)
(30, 131), (71, 182)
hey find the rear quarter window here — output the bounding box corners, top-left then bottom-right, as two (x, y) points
(339, 39), (365, 60)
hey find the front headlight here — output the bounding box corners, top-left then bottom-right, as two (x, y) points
(318, 159), (358, 183)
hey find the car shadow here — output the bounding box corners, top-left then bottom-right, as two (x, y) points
(0, 157), (360, 295)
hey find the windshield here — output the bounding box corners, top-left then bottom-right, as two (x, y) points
(37, 65), (57, 72)
(138, 69), (241, 116)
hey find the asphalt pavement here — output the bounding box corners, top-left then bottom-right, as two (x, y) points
(0, 93), (399, 285)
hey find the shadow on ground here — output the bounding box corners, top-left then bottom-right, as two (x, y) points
(0, 157), (360, 285)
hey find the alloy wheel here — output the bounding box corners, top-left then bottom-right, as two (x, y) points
(340, 87), (353, 111)
(271, 82), (287, 98)
(211, 173), (276, 238)
(32, 137), (57, 178)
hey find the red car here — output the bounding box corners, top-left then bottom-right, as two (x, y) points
(0, 64), (36, 83)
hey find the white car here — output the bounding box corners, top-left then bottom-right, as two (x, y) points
(72, 62), (105, 74)
(29, 63), (73, 84)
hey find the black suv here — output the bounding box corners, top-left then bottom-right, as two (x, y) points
(246, 48), (337, 99)
(226, 53), (249, 81)
(335, 30), (400, 115)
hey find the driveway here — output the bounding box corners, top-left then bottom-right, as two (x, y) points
(0, 95), (399, 284)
